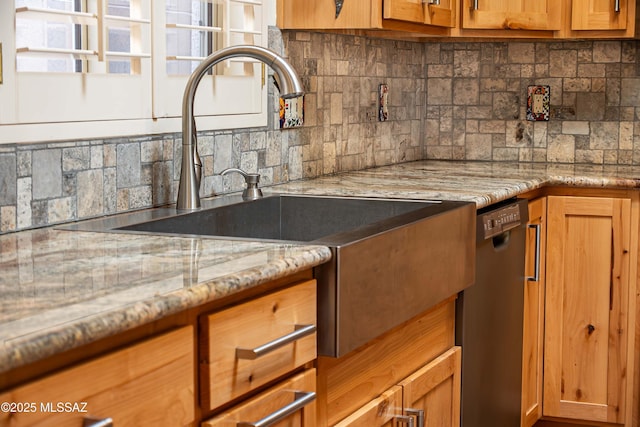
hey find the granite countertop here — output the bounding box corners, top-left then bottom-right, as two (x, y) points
(2, 160), (640, 377)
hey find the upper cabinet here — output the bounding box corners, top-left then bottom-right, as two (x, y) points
(384, 0), (456, 28)
(277, 0), (638, 39)
(564, 0), (636, 37)
(461, 0), (561, 31)
(277, 0), (454, 34)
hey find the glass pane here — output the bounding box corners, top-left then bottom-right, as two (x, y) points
(166, 0), (215, 75)
(15, 0), (78, 72)
(108, 0), (131, 74)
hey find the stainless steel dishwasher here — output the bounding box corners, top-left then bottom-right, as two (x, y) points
(456, 198), (528, 427)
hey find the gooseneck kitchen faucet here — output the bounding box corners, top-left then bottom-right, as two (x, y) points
(176, 45), (304, 211)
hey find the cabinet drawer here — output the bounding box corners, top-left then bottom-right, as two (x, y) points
(0, 326), (195, 427)
(202, 369), (317, 427)
(201, 279), (317, 411)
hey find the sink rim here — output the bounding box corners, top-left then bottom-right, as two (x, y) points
(58, 193), (460, 246)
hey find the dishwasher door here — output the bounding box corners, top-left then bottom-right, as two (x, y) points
(456, 198), (528, 427)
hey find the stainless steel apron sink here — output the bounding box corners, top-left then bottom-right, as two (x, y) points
(64, 194), (475, 357)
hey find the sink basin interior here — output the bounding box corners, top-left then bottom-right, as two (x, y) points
(116, 195), (438, 242)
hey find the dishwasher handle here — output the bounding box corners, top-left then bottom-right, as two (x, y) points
(525, 223), (541, 282)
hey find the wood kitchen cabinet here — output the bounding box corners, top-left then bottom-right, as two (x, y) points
(316, 298), (459, 426)
(278, 0), (638, 39)
(563, 0), (636, 37)
(199, 279), (317, 412)
(202, 369), (317, 427)
(277, 0), (454, 35)
(335, 346), (461, 427)
(543, 195), (634, 425)
(461, 0), (561, 31)
(521, 197), (546, 427)
(0, 327), (195, 427)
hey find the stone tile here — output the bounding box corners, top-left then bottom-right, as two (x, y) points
(63, 146), (91, 172)
(562, 121), (590, 135)
(508, 43), (535, 64)
(454, 50), (480, 77)
(0, 154), (17, 205)
(576, 92), (606, 121)
(593, 41), (621, 63)
(547, 134), (575, 163)
(549, 50), (577, 77)
(492, 93), (519, 120)
(77, 169), (104, 218)
(453, 79), (479, 105)
(428, 78), (452, 105)
(621, 78), (640, 106)
(589, 121), (619, 150)
(465, 134), (492, 160)
(32, 149), (61, 200)
(116, 143), (141, 188)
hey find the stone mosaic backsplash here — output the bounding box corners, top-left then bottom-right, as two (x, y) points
(1, 32), (639, 233)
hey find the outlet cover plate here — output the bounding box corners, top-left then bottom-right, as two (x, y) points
(526, 85), (550, 121)
(379, 84), (388, 121)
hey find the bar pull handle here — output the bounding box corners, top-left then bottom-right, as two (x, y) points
(614, 0), (621, 12)
(526, 224), (541, 282)
(395, 415), (415, 427)
(236, 324), (316, 360)
(406, 408), (425, 427)
(473, 0), (479, 10)
(83, 417), (113, 427)
(237, 391), (316, 427)
(424, 0), (441, 4)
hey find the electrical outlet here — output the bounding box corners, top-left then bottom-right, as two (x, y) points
(526, 85), (550, 121)
(378, 84), (388, 121)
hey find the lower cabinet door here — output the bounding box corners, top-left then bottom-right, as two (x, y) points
(543, 195), (632, 424)
(398, 346), (462, 427)
(521, 197), (546, 427)
(0, 327), (195, 427)
(203, 369), (317, 427)
(333, 386), (403, 427)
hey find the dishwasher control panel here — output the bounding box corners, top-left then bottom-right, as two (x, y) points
(480, 203), (523, 239)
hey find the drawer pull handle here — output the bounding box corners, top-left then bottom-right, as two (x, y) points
(237, 390), (316, 427)
(83, 417), (113, 427)
(614, 0), (621, 12)
(395, 415), (415, 427)
(472, 0), (479, 10)
(236, 324), (316, 360)
(406, 408), (425, 427)
(526, 223), (541, 282)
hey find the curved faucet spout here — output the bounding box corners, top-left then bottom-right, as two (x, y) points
(176, 45), (304, 211)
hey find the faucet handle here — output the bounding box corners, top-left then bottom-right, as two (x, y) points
(220, 168), (263, 200)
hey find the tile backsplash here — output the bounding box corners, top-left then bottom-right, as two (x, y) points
(1, 30), (640, 233)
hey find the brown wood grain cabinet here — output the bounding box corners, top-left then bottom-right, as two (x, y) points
(566, 0), (635, 37)
(461, 0), (561, 31)
(316, 298), (459, 426)
(199, 279), (317, 412)
(277, 0), (637, 39)
(543, 195), (634, 425)
(335, 346), (461, 427)
(276, 0), (453, 34)
(0, 327), (196, 427)
(521, 189), (639, 427)
(521, 197), (546, 427)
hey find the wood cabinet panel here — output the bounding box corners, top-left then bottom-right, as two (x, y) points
(399, 346), (462, 427)
(461, 0), (561, 30)
(333, 386), (403, 427)
(0, 327), (195, 427)
(200, 280), (317, 411)
(543, 196), (630, 424)
(202, 369), (317, 427)
(384, 0), (456, 27)
(521, 197), (546, 427)
(572, 0), (629, 30)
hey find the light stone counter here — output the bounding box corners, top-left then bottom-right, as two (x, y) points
(2, 159), (640, 377)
